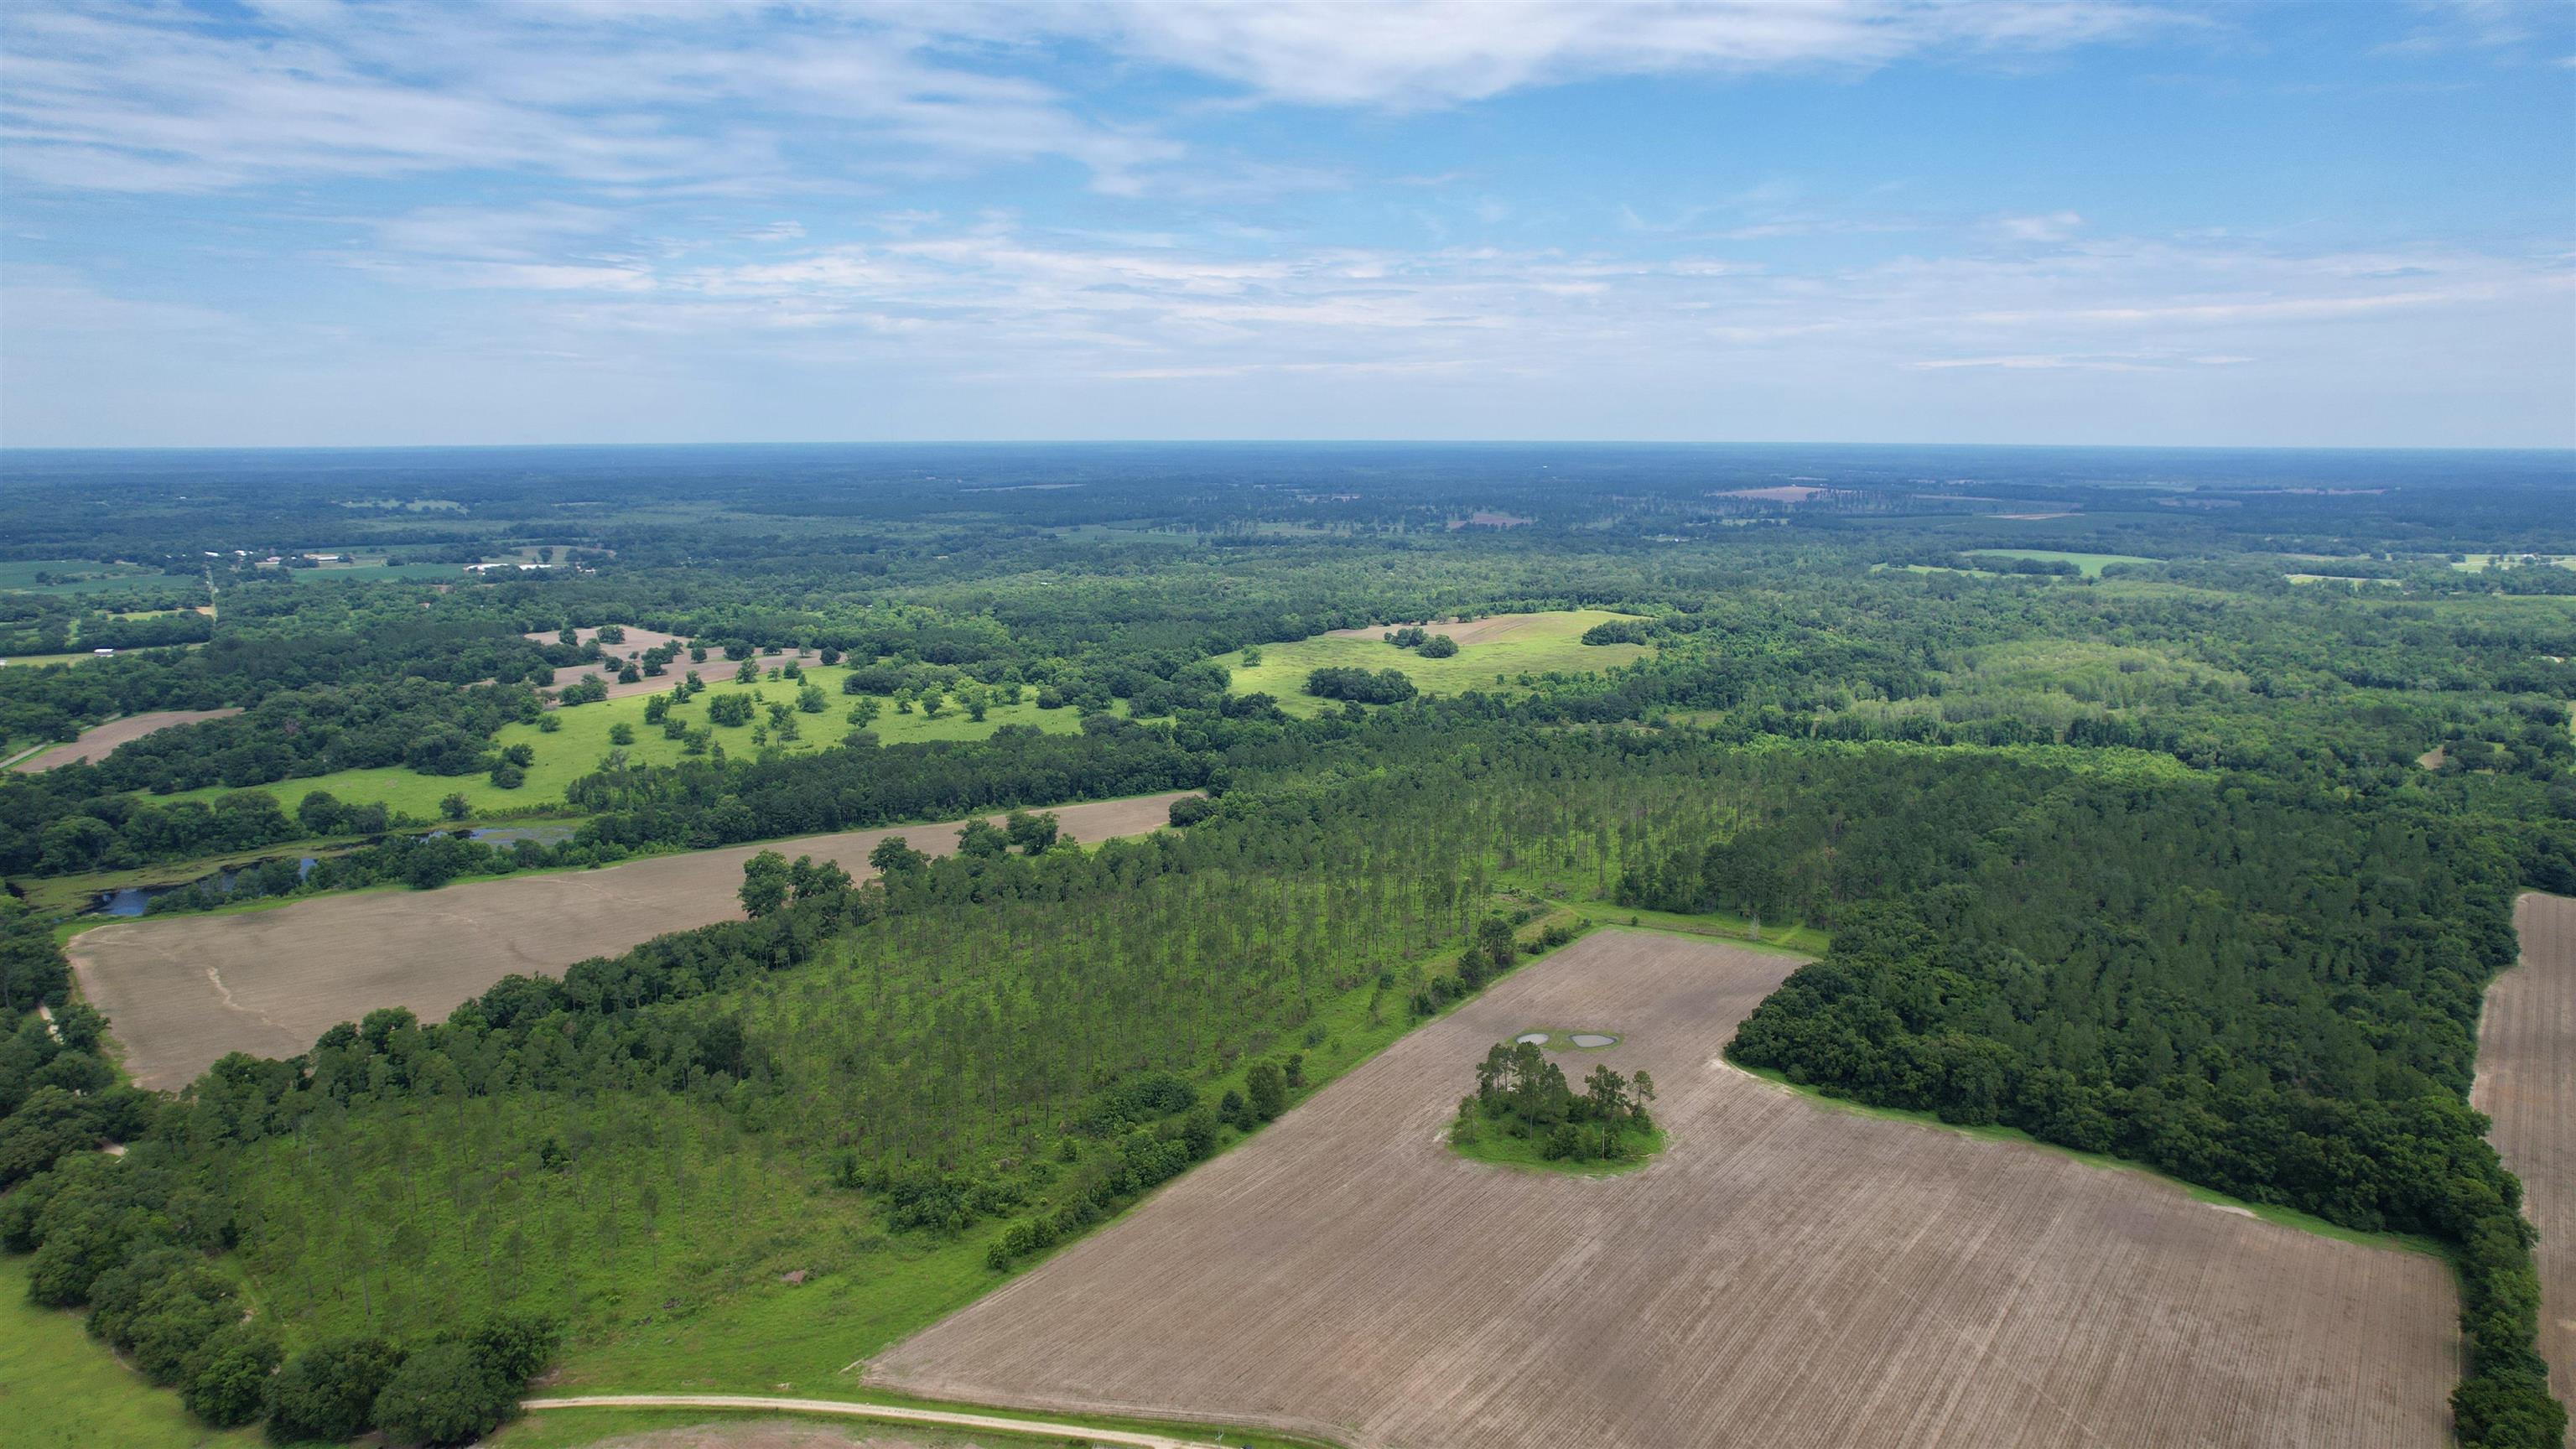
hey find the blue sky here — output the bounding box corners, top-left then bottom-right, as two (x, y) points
(3, 1), (2570, 447)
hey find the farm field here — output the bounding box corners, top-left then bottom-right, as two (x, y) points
(1965, 548), (2159, 576)
(69, 790), (1194, 1088)
(871, 930), (2459, 1449)
(2472, 891), (2576, 1405)
(10, 708), (243, 772)
(1214, 610), (1649, 716)
(132, 662), (1115, 820)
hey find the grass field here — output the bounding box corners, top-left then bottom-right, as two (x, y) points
(0, 559), (173, 595)
(872, 930), (2459, 1449)
(1213, 610), (1650, 718)
(2471, 891), (2576, 1405)
(138, 665), (1117, 821)
(1965, 548), (2159, 577)
(0, 1254), (264, 1449)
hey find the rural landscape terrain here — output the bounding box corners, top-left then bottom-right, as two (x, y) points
(0, 444), (2569, 1449)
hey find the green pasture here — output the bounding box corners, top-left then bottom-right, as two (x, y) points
(1213, 610), (1651, 717)
(0, 1254), (263, 1449)
(0, 559), (171, 595)
(2452, 551), (2576, 569)
(134, 665), (1119, 821)
(1965, 549), (2158, 578)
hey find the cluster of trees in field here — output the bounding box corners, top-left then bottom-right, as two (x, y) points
(1305, 666), (1420, 704)
(1381, 625), (1460, 657)
(1452, 1040), (1656, 1164)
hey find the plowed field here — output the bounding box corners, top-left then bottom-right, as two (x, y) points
(70, 792), (1192, 1089)
(2473, 891), (2576, 1405)
(11, 709), (242, 771)
(872, 930), (2459, 1449)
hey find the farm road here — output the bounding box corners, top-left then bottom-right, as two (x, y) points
(71, 791), (1193, 1089)
(521, 1395), (1235, 1448)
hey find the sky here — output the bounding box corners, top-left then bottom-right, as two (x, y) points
(2, 0), (2571, 449)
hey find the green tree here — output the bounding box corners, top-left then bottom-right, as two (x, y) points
(371, 1343), (513, 1448)
(438, 793), (470, 822)
(1245, 1060), (1288, 1122)
(738, 850), (790, 917)
(181, 1322), (281, 1427)
(869, 835), (927, 874)
(267, 1336), (407, 1441)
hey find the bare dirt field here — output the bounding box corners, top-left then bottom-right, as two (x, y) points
(70, 792), (1192, 1090)
(2473, 891), (2576, 1405)
(872, 930), (2459, 1449)
(10, 709), (242, 772)
(1322, 615), (1560, 647)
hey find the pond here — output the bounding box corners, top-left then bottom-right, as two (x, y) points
(91, 857), (316, 917)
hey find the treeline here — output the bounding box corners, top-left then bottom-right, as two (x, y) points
(1668, 763), (2564, 1446)
(1, 681), (538, 875)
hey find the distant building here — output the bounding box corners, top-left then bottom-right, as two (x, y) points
(93, 647), (116, 657)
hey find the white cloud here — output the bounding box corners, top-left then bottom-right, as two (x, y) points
(1075, 0), (2177, 108)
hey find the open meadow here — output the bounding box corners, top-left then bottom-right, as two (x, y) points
(133, 662), (1114, 820)
(2474, 891), (2576, 1406)
(1214, 610), (1650, 716)
(871, 929), (2459, 1449)
(69, 791), (1192, 1088)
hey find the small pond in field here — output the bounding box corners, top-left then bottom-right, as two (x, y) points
(1514, 1032), (1550, 1045)
(1570, 1033), (1618, 1048)
(460, 824), (578, 845)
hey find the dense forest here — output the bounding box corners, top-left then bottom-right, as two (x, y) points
(0, 445), (2569, 1446)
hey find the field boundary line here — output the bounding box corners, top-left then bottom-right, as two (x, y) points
(519, 1394), (1254, 1447)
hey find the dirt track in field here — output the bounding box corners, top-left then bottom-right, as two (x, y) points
(2473, 891), (2576, 1406)
(70, 792), (1192, 1089)
(10, 709), (242, 771)
(872, 930), (2459, 1449)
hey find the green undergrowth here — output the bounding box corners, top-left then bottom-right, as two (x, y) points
(1447, 1117), (1665, 1177)
(445, 911), (1593, 1399)
(1730, 1062), (2444, 1258)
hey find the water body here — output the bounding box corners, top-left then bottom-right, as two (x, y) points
(93, 857), (315, 917)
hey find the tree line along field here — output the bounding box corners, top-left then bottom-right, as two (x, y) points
(69, 791), (1195, 1089)
(2473, 892), (2576, 1407)
(870, 930), (2461, 1449)
(1211, 610), (1653, 717)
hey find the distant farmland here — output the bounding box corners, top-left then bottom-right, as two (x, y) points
(1214, 610), (1650, 716)
(873, 931), (2458, 1449)
(2474, 891), (2576, 1406)
(70, 792), (1192, 1089)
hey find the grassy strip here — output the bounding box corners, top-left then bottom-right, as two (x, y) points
(1447, 1116), (1665, 1177)
(1730, 1062), (2446, 1258)
(501, 1396), (1338, 1449)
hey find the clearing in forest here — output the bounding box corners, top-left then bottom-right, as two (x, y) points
(130, 662), (1119, 820)
(871, 930), (2459, 1449)
(2473, 891), (2576, 1405)
(10, 709), (244, 772)
(68, 792), (1192, 1091)
(1218, 610), (1649, 716)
